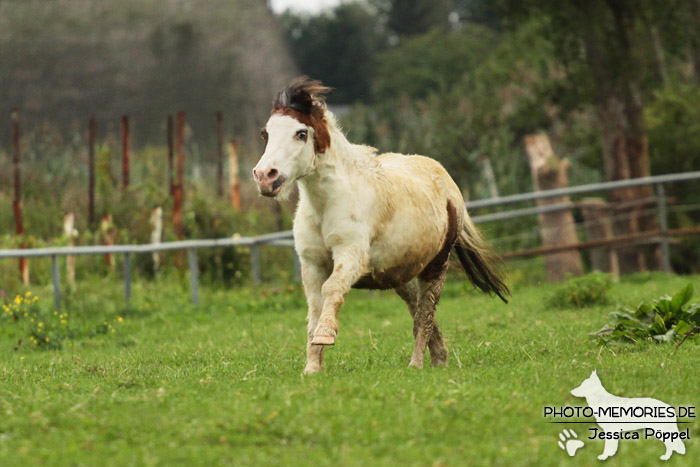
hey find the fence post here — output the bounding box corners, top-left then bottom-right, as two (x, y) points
(12, 108), (29, 285)
(121, 115), (130, 190)
(51, 255), (61, 311)
(124, 252), (132, 304)
(187, 248), (200, 305)
(216, 111), (224, 198)
(655, 183), (671, 273)
(88, 114), (96, 227)
(250, 244), (261, 285)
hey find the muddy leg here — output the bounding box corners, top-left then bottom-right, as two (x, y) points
(396, 279), (447, 367)
(407, 271), (446, 368)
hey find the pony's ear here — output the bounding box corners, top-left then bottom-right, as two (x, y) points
(591, 370), (598, 379)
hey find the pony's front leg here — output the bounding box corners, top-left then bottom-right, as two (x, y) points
(301, 262), (330, 374)
(312, 245), (368, 346)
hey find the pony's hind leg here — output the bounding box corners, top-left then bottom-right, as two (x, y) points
(396, 279), (447, 368)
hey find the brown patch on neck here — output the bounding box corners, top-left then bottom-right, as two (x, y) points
(272, 107), (330, 154)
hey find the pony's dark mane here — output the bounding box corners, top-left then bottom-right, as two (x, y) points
(272, 76), (331, 116)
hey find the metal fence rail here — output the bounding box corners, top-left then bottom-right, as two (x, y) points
(2, 171), (699, 310)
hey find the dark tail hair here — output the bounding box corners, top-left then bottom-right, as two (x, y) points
(455, 215), (510, 304)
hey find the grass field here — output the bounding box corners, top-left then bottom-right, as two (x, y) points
(0, 272), (698, 466)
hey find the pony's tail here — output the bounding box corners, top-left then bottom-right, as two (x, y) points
(454, 212), (510, 304)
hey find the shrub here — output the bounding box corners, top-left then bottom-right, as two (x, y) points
(546, 273), (613, 309)
(1, 290), (126, 351)
(593, 283), (699, 344)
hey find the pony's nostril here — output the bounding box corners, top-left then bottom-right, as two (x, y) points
(267, 168), (278, 180)
(253, 169), (260, 181)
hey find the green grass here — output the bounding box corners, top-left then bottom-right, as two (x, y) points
(1, 273), (699, 466)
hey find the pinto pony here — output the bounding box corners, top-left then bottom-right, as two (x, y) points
(253, 77), (509, 374)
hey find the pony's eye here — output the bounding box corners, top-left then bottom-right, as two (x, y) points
(296, 129), (308, 141)
(261, 129), (268, 140)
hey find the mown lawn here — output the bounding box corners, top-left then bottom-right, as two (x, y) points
(0, 272), (698, 466)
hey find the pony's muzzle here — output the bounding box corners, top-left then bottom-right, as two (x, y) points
(253, 166), (286, 197)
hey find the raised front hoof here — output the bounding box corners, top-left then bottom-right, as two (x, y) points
(311, 334), (335, 346)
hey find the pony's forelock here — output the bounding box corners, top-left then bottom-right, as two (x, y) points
(272, 76), (331, 115)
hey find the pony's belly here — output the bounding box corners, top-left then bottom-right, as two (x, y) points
(352, 263), (423, 290)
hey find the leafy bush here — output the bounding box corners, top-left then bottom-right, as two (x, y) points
(546, 273), (613, 308)
(593, 284), (699, 344)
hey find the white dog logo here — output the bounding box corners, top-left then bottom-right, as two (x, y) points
(571, 370), (686, 461)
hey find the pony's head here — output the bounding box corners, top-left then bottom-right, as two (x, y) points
(253, 76), (331, 198)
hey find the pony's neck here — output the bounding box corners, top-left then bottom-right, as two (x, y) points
(298, 110), (375, 213)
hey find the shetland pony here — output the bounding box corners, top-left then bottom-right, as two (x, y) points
(253, 77), (508, 374)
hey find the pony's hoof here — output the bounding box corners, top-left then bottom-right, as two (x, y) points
(408, 361), (423, 369)
(311, 334), (335, 346)
(302, 365), (322, 375)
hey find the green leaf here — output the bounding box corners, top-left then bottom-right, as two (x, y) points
(674, 320), (692, 337)
(671, 283), (694, 312)
(592, 324), (614, 337)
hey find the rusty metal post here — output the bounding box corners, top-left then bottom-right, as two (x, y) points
(12, 108), (28, 285)
(173, 112), (185, 243)
(216, 111), (224, 198)
(121, 115), (130, 190)
(167, 115), (174, 195)
(88, 114), (96, 226)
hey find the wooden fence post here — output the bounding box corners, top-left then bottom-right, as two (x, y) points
(150, 207), (163, 272)
(63, 213), (76, 287)
(524, 133), (583, 282)
(11, 108), (29, 285)
(101, 214), (114, 269)
(228, 140), (241, 211)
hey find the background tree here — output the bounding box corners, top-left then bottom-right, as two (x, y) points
(279, 3), (387, 103)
